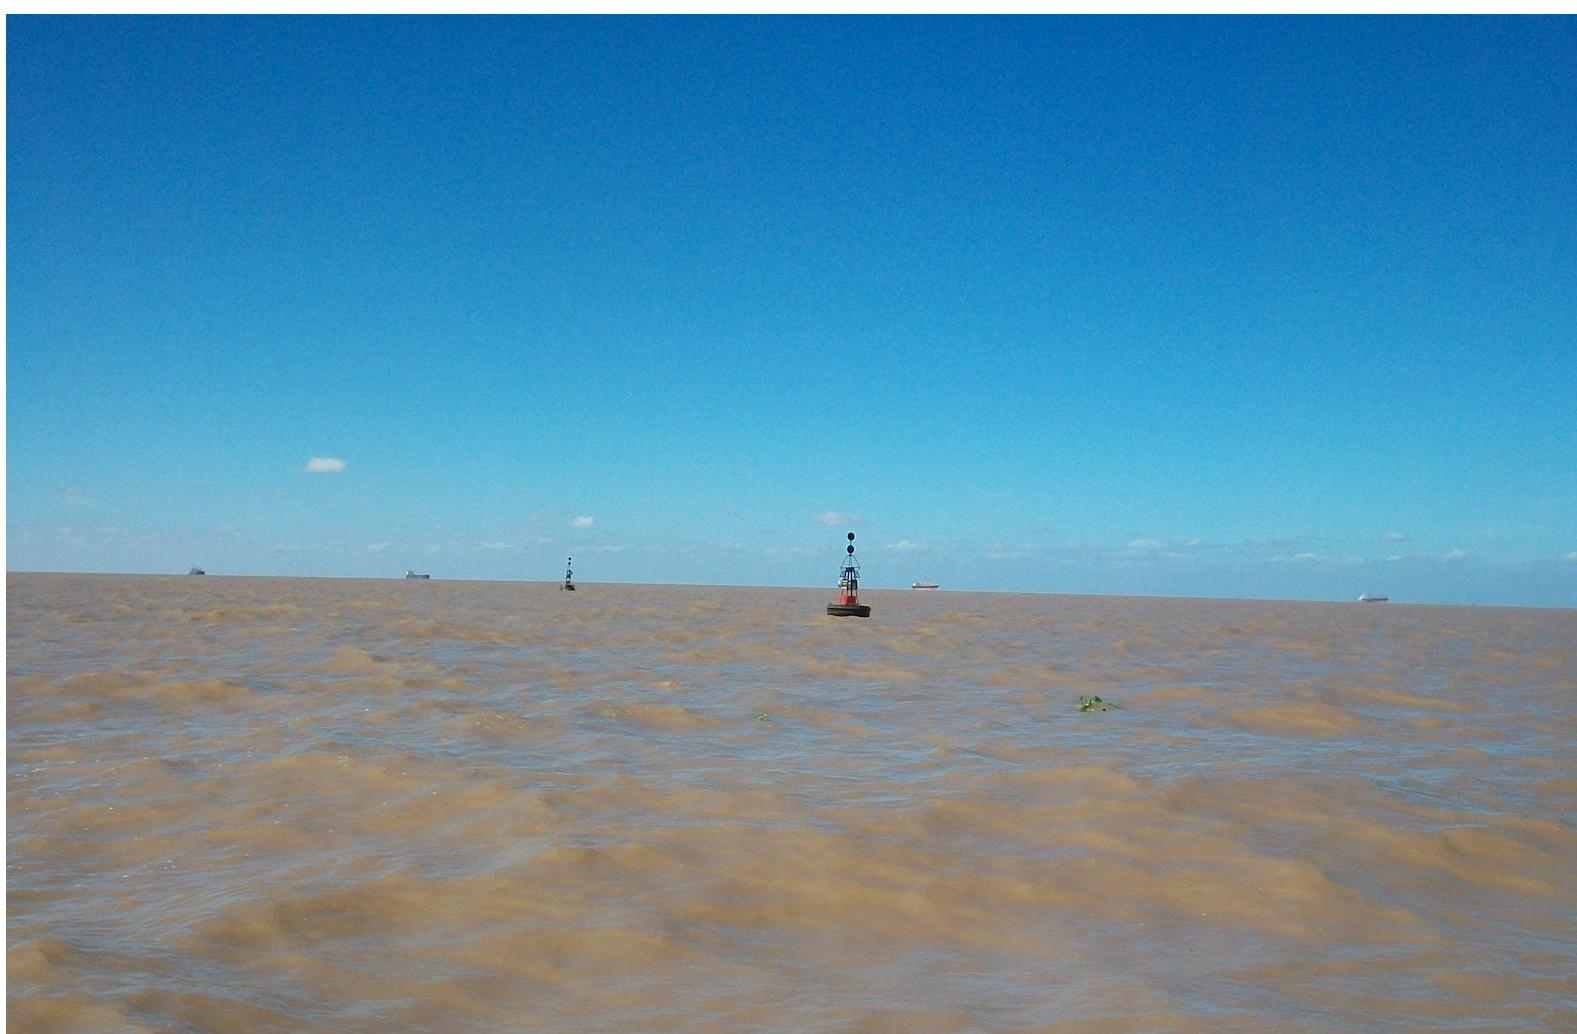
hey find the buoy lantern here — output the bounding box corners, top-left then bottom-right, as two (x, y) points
(562, 556), (576, 591)
(826, 532), (871, 617)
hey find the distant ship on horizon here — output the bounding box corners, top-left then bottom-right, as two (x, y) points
(911, 582), (940, 590)
(1357, 593), (1388, 602)
(405, 570), (430, 580)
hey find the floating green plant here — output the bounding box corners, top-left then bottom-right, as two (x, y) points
(1078, 694), (1113, 712)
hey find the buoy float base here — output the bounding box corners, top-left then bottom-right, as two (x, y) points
(826, 603), (871, 617)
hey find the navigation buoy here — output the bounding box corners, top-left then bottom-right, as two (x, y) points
(826, 532), (871, 617)
(562, 556), (576, 591)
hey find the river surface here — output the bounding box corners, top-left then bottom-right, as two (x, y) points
(7, 573), (1576, 1032)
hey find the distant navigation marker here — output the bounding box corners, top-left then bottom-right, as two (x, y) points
(826, 532), (871, 617)
(562, 556), (576, 591)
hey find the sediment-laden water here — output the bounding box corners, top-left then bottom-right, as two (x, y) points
(7, 573), (1576, 1032)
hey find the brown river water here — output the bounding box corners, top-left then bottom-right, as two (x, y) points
(7, 573), (1576, 1032)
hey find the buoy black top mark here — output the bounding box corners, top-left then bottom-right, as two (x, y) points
(562, 556), (576, 591)
(826, 532), (871, 617)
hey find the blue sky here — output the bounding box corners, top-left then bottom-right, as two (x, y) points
(7, 15), (1576, 606)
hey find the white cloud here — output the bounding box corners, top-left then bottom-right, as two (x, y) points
(1384, 532), (1408, 542)
(1565, 551), (1577, 563)
(883, 539), (926, 553)
(816, 511), (863, 527)
(304, 457), (347, 474)
(572, 515), (595, 529)
(366, 542), (392, 553)
(1121, 537), (1202, 562)
(478, 541), (518, 552)
(1444, 548), (1468, 561)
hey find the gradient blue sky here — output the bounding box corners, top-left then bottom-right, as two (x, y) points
(7, 15), (1576, 606)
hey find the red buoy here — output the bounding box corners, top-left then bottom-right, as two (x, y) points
(826, 532), (871, 617)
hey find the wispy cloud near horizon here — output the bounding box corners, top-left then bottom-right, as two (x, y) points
(59, 486), (98, 508)
(304, 457), (347, 474)
(572, 516), (595, 529)
(816, 511), (862, 527)
(883, 539), (928, 553)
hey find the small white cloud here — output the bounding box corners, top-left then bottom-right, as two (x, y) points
(1563, 551), (1577, 563)
(816, 511), (863, 527)
(1443, 548), (1468, 561)
(572, 515), (595, 529)
(366, 542), (392, 553)
(1384, 532), (1408, 542)
(884, 539), (926, 553)
(1120, 536), (1205, 562)
(60, 486), (98, 508)
(304, 457), (347, 474)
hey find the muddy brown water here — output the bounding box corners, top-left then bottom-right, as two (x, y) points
(7, 573), (1576, 1031)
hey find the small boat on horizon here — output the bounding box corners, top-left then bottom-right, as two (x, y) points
(188, 566), (205, 576)
(911, 581), (940, 590)
(404, 570), (430, 580)
(1357, 593), (1388, 602)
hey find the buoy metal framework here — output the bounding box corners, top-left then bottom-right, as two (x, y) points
(826, 532), (871, 617)
(562, 556), (576, 591)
